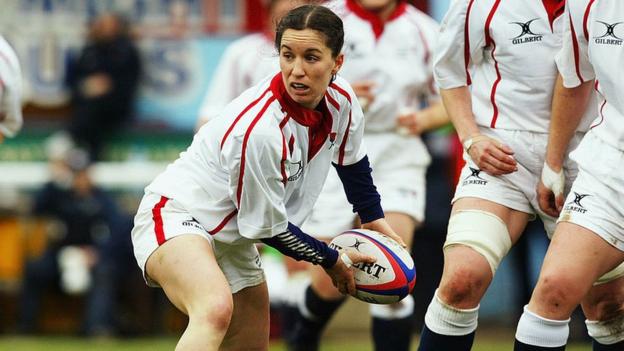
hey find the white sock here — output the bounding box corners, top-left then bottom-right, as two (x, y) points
(515, 305), (570, 347)
(424, 289), (479, 336)
(586, 314), (624, 345)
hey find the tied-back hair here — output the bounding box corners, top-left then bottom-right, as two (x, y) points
(275, 5), (344, 58)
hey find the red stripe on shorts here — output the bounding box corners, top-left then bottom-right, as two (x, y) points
(152, 196), (170, 245)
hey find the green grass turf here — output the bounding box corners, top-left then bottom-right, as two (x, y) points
(0, 336), (591, 351)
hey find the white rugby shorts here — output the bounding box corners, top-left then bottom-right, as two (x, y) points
(559, 131), (624, 251)
(303, 133), (428, 238)
(132, 191), (265, 293)
(453, 128), (583, 237)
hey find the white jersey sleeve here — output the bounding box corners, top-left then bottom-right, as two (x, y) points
(556, 1), (595, 88)
(434, 0), (487, 89)
(0, 36), (22, 138)
(330, 77), (367, 166)
(224, 125), (289, 240)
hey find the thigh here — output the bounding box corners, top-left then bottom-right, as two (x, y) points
(439, 198), (531, 306)
(216, 242), (266, 294)
(385, 212), (418, 248)
(146, 234), (231, 315)
(221, 282), (270, 351)
(452, 197), (531, 244)
(539, 222), (624, 301)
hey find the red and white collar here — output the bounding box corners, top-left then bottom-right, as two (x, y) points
(269, 73), (333, 160)
(346, 0), (408, 39)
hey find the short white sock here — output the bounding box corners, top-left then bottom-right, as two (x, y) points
(515, 305), (570, 347)
(586, 314), (624, 345)
(424, 289), (479, 336)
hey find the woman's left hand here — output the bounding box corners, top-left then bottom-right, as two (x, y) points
(361, 218), (406, 248)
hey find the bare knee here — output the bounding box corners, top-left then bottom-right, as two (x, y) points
(533, 273), (584, 317)
(439, 265), (490, 308)
(189, 293), (234, 334)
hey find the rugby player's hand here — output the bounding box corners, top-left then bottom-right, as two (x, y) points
(537, 162), (565, 217)
(396, 110), (425, 135)
(325, 249), (376, 296)
(466, 136), (517, 176)
(351, 80), (376, 111)
(361, 218), (407, 248)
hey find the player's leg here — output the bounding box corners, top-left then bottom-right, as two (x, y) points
(370, 211), (419, 351)
(582, 274), (624, 351)
(220, 282), (270, 351)
(146, 234), (233, 350)
(514, 223), (624, 350)
(285, 171), (352, 351)
(419, 197), (530, 351)
(285, 240), (347, 351)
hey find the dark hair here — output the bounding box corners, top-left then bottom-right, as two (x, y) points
(275, 5), (344, 58)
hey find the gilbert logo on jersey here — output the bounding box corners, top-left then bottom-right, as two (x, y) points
(510, 19), (543, 45)
(594, 21), (623, 46)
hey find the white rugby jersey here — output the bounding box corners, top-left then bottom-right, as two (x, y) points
(198, 33), (279, 122)
(325, 0), (439, 133)
(0, 35), (22, 138)
(557, 0), (624, 151)
(434, 0), (594, 133)
(148, 73), (366, 245)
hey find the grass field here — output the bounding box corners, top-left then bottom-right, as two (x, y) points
(0, 336), (591, 351)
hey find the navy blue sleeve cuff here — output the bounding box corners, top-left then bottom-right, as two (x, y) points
(260, 222), (338, 269)
(333, 155), (384, 224)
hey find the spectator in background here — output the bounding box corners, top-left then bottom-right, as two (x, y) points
(18, 148), (127, 336)
(196, 0), (308, 129)
(65, 13), (141, 161)
(0, 34), (23, 143)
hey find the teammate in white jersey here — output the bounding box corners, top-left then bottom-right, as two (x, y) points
(420, 1), (624, 350)
(286, 1), (447, 351)
(0, 35), (23, 143)
(514, 1), (624, 350)
(131, 6), (403, 350)
(196, 0), (307, 129)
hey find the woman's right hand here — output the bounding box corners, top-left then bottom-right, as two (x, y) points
(466, 135), (517, 176)
(324, 249), (376, 296)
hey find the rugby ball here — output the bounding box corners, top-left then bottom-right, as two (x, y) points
(329, 229), (416, 304)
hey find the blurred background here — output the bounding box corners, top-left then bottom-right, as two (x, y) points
(0, 0), (589, 349)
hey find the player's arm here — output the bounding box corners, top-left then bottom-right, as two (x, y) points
(396, 13), (451, 135)
(331, 80), (404, 247)
(396, 100), (450, 135)
(332, 157), (404, 248)
(226, 131), (373, 295)
(538, 1), (596, 216)
(433, 0), (516, 176)
(538, 76), (593, 216)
